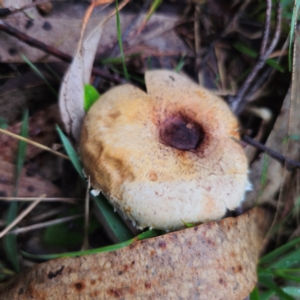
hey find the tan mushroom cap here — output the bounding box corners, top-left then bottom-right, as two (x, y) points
(80, 70), (249, 230)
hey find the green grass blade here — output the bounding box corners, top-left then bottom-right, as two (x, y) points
(258, 275), (295, 300)
(92, 194), (133, 242)
(275, 273), (300, 282)
(259, 236), (300, 264)
(283, 287), (300, 297)
(22, 229), (161, 260)
(3, 236), (19, 273)
(84, 84), (100, 112)
(175, 55), (186, 73)
(3, 111), (29, 272)
(21, 54), (57, 96)
(146, 0), (163, 22)
(259, 290), (275, 300)
(56, 125), (83, 178)
(250, 286), (260, 300)
(115, 0), (129, 80)
(0, 117), (8, 129)
(264, 249), (300, 270)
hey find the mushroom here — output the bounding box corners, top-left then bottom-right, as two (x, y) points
(80, 70), (249, 230)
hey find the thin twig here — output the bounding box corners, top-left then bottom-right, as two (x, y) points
(0, 197), (81, 203)
(0, 20), (123, 84)
(230, 1), (282, 114)
(27, 208), (63, 223)
(9, 214), (83, 235)
(260, 0), (272, 57)
(243, 32), (287, 104)
(0, 194), (46, 238)
(242, 135), (300, 170)
(0, 128), (70, 160)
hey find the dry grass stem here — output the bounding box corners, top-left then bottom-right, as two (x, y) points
(9, 214), (83, 235)
(0, 128), (70, 160)
(0, 194), (46, 238)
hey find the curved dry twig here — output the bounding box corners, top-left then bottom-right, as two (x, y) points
(242, 135), (300, 170)
(260, 0), (272, 57)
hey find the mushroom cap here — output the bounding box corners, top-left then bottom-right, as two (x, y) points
(80, 70), (248, 230)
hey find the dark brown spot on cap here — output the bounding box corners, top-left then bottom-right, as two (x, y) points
(74, 282), (85, 292)
(145, 282), (152, 289)
(159, 114), (204, 151)
(90, 279), (96, 285)
(107, 288), (122, 297)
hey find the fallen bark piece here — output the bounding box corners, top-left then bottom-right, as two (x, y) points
(0, 207), (271, 300)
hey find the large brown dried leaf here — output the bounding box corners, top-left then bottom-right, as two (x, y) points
(0, 8), (187, 64)
(0, 160), (61, 197)
(0, 207), (270, 299)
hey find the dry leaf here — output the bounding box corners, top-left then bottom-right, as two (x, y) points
(0, 4), (188, 64)
(58, 3), (116, 141)
(0, 207), (271, 299)
(245, 26), (300, 209)
(0, 71), (58, 124)
(0, 105), (61, 163)
(0, 160), (61, 197)
(0, 0), (32, 10)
